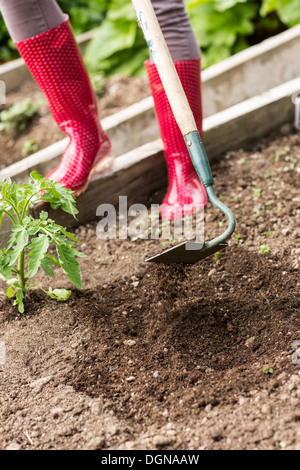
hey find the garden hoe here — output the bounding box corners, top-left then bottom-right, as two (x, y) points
(132, 0), (236, 264)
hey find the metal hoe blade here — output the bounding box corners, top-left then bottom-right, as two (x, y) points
(145, 133), (236, 265)
(145, 134), (236, 265)
(146, 241), (228, 264)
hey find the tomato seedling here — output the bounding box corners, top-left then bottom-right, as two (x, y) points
(0, 172), (85, 313)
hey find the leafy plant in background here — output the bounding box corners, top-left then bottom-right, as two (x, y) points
(21, 139), (39, 156)
(186, 0), (259, 68)
(185, 0), (300, 68)
(260, 0), (300, 27)
(0, 173), (84, 313)
(56, 0), (108, 34)
(85, 0), (300, 76)
(0, 98), (42, 132)
(84, 0), (149, 78)
(0, 17), (18, 63)
(1, 1), (300, 74)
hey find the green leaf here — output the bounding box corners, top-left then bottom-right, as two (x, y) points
(214, 0), (248, 12)
(6, 286), (13, 298)
(40, 257), (55, 278)
(260, 0), (279, 16)
(45, 254), (61, 267)
(14, 288), (24, 314)
(39, 210), (48, 220)
(263, 366), (274, 374)
(260, 245), (270, 254)
(52, 194), (78, 219)
(70, 248), (86, 259)
(0, 178), (12, 198)
(56, 244), (82, 289)
(45, 287), (71, 302)
(0, 267), (12, 282)
(8, 226), (29, 266)
(0, 250), (13, 281)
(27, 234), (50, 278)
(30, 171), (44, 181)
(30, 175), (79, 219)
(85, 7), (137, 67)
(0, 98), (41, 132)
(28, 226), (41, 236)
(276, 0), (300, 26)
(55, 224), (80, 243)
(22, 139), (38, 157)
(83, 0), (148, 78)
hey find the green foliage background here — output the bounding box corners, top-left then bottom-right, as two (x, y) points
(0, 0), (108, 62)
(187, 0), (300, 69)
(0, 0), (299, 73)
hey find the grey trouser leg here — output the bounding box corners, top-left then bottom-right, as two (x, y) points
(0, 0), (64, 42)
(151, 0), (200, 61)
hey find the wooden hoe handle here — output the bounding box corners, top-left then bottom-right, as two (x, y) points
(131, 0), (198, 136)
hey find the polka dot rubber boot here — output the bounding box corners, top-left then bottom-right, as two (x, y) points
(16, 15), (113, 196)
(145, 58), (207, 220)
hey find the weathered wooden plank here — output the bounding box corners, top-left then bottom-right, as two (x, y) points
(203, 77), (300, 159)
(202, 24), (300, 116)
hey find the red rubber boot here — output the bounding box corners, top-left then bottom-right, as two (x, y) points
(145, 58), (207, 219)
(16, 16), (113, 196)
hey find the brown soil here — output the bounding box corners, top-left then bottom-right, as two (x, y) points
(0, 76), (300, 451)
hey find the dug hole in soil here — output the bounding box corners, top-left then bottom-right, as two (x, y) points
(0, 75), (300, 450)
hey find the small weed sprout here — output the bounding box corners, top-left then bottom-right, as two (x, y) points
(252, 188), (262, 198)
(234, 234), (244, 244)
(214, 251), (222, 264)
(260, 245), (270, 254)
(22, 139), (39, 156)
(0, 98), (42, 132)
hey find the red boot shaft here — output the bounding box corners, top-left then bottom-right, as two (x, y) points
(145, 58), (207, 219)
(16, 16), (112, 195)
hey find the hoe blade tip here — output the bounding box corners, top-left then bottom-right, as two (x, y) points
(145, 241), (228, 265)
